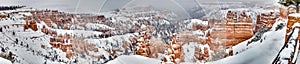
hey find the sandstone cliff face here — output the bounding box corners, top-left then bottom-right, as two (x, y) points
(49, 34), (74, 58)
(164, 34), (182, 64)
(210, 23), (253, 47)
(208, 11), (254, 48)
(286, 14), (300, 42)
(0, 13), (7, 19)
(24, 20), (38, 31)
(256, 12), (279, 31)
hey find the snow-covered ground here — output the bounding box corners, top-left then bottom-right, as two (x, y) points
(0, 57), (12, 64)
(0, 1), (295, 64)
(0, 6), (180, 64)
(208, 17), (287, 64)
(106, 55), (162, 64)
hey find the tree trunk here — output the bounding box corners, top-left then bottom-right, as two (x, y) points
(297, 4), (299, 13)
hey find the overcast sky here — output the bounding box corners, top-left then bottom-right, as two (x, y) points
(0, 0), (278, 18)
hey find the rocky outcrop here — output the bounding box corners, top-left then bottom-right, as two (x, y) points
(208, 11), (254, 47)
(24, 18), (38, 31)
(256, 11), (279, 31)
(164, 34), (182, 64)
(132, 32), (151, 57)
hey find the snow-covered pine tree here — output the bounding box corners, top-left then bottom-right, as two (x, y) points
(279, 0), (300, 12)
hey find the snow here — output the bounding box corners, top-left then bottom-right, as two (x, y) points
(192, 30), (205, 36)
(0, 57), (12, 64)
(85, 23), (115, 30)
(289, 13), (300, 18)
(297, 52), (300, 63)
(293, 23), (300, 28)
(279, 28), (298, 63)
(209, 18), (286, 64)
(163, 55), (172, 63)
(232, 17), (287, 55)
(106, 55), (162, 64)
(294, 40), (300, 63)
(141, 24), (146, 28)
(182, 42), (212, 63)
(0, 2), (289, 64)
(186, 19), (208, 30)
(0, 11), (73, 64)
(18, 12), (32, 16)
(231, 32), (265, 55)
(0, 8), (167, 64)
(274, 17), (300, 63)
(182, 42), (196, 62)
(161, 20), (170, 25)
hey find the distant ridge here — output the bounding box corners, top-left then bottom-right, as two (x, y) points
(0, 5), (25, 11)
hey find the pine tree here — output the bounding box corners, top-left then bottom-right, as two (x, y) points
(1, 48), (5, 52)
(12, 31), (15, 36)
(279, 0), (300, 13)
(15, 38), (18, 44)
(0, 27), (2, 32)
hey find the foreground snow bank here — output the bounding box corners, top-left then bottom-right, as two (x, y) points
(210, 19), (286, 64)
(106, 55), (162, 64)
(0, 57), (12, 64)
